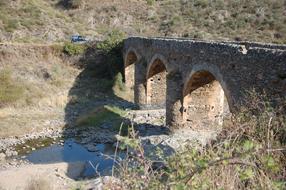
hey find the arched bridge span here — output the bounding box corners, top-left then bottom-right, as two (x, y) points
(123, 37), (286, 130)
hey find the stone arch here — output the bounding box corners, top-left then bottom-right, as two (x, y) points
(124, 47), (140, 89)
(182, 64), (232, 129)
(146, 54), (169, 108)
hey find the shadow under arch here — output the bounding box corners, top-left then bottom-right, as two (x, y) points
(63, 44), (137, 128)
(145, 54), (169, 109)
(182, 64), (232, 129)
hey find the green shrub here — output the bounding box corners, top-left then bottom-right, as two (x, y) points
(0, 69), (24, 107)
(58, 0), (83, 9)
(146, 0), (155, 6)
(96, 29), (126, 54)
(63, 42), (86, 56)
(194, 0), (209, 8)
(96, 29), (126, 79)
(69, 0), (82, 9)
(0, 0), (7, 7)
(113, 72), (125, 91)
(4, 19), (18, 32)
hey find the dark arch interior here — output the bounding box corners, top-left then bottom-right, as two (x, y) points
(183, 70), (230, 130)
(146, 59), (167, 109)
(125, 51), (137, 67)
(124, 51), (138, 89)
(184, 70), (216, 95)
(147, 59), (167, 78)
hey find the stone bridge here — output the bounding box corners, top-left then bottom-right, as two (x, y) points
(123, 37), (286, 130)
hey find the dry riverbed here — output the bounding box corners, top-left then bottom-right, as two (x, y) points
(0, 109), (220, 189)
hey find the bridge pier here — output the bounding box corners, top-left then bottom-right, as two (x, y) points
(166, 71), (184, 131)
(134, 59), (147, 109)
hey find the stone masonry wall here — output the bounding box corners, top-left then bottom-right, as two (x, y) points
(183, 81), (224, 130)
(147, 71), (167, 108)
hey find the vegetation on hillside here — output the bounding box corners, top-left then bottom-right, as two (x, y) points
(0, 0), (285, 43)
(156, 0), (286, 43)
(0, 0), (91, 42)
(63, 42), (87, 56)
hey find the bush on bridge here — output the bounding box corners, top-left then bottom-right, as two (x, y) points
(96, 29), (126, 85)
(63, 42), (87, 56)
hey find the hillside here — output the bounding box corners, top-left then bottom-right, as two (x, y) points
(0, 0), (285, 43)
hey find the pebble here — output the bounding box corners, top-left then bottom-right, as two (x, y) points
(0, 152), (6, 161)
(85, 144), (98, 152)
(86, 176), (121, 190)
(5, 150), (18, 157)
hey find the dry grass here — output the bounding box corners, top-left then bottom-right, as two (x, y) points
(112, 92), (286, 189)
(153, 0), (286, 43)
(0, 106), (65, 137)
(0, 44), (78, 108)
(0, 0), (88, 42)
(0, 37), (129, 137)
(0, 69), (24, 107)
(1, 0), (285, 43)
(0, 44), (79, 137)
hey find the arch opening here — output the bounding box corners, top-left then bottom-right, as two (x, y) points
(183, 70), (231, 130)
(124, 51), (138, 89)
(146, 58), (167, 109)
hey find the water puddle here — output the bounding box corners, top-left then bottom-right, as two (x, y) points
(18, 139), (124, 178)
